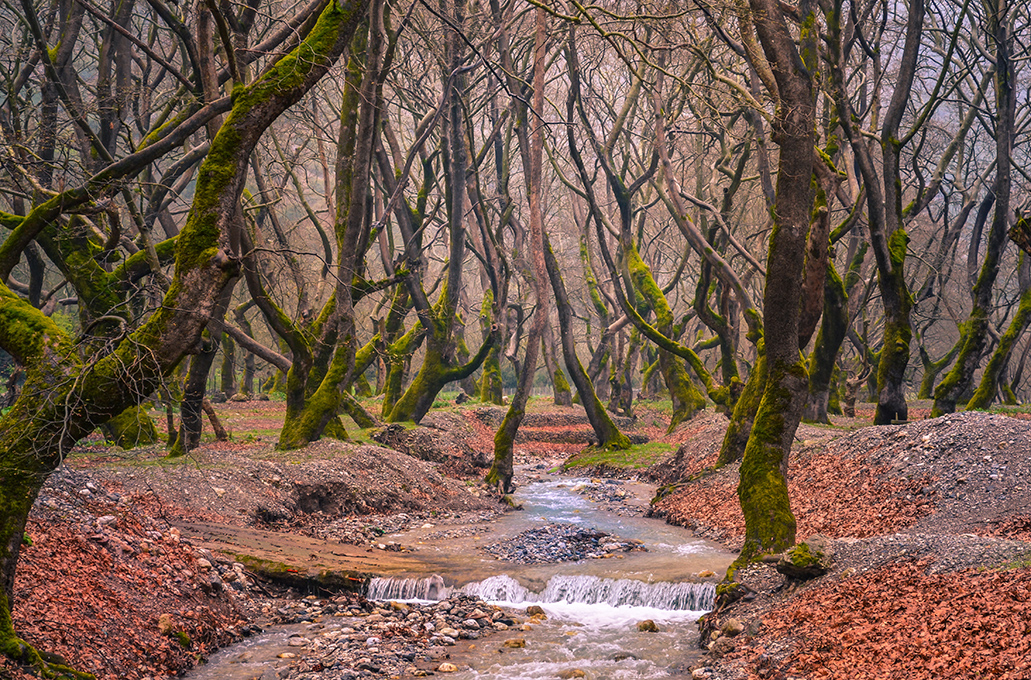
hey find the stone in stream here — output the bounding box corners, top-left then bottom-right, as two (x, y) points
(637, 619), (659, 632)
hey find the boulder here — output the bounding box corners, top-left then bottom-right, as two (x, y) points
(776, 535), (834, 580)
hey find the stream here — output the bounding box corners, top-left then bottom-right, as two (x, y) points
(185, 474), (734, 679)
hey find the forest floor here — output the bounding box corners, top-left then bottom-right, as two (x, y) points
(6, 396), (1031, 679)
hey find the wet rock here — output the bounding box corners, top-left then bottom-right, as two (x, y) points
(557, 670), (586, 679)
(637, 619), (659, 632)
(483, 523), (645, 564)
(502, 638), (526, 648)
(438, 662), (459, 672)
(707, 636), (736, 658)
(526, 605), (547, 618)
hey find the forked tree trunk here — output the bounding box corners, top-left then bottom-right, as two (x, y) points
(0, 3), (369, 671)
(487, 5), (549, 493)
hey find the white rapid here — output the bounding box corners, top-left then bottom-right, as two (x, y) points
(367, 573), (715, 611)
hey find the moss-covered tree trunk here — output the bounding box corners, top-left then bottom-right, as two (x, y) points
(544, 234), (631, 450)
(385, 6), (496, 424)
(933, 11), (1015, 416)
(717, 347), (766, 466)
(0, 2), (369, 671)
(101, 404), (160, 449)
(968, 254), (1031, 409)
(220, 335), (237, 397)
(803, 263), (848, 423)
(917, 342), (960, 399)
(541, 325), (572, 406)
(734, 0), (817, 561)
(487, 6), (548, 493)
(478, 291), (504, 404)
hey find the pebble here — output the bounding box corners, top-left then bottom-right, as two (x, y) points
(256, 594), (507, 679)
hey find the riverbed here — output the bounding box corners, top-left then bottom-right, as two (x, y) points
(185, 470), (735, 679)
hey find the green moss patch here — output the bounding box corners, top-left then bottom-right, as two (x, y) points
(562, 441), (674, 471)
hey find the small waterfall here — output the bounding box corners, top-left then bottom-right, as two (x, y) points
(538, 574), (714, 611)
(366, 574), (451, 601)
(461, 574), (534, 603)
(367, 574), (714, 611)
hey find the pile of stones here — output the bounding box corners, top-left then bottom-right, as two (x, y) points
(481, 523), (645, 564)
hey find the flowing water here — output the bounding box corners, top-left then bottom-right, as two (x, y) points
(363, 477), (732, 678)
(185, 475), (734, 679)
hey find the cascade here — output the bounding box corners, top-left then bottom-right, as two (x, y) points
(369, 573), (714, 611)
(366, 574), (450, 601)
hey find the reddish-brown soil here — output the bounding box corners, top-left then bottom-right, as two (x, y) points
(732, 560), (1031, 680)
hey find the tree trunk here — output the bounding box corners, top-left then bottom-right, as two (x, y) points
(932, 6), (1015, 416)
(101, 404), (160, 448)
(220, 335), (237, 397)
(542, 325), (572, 406)
(735, 0), (817, 561)
(487, 6), (548, 493)
(201, 398), (228, 441)
(968, 254), (1031, 409)
(478, 291), (504, 404)
(544, 234), (630, 449)
(804, 263), (848, 423)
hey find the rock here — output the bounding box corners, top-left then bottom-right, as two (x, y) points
(157, 614), (175, 635)
(229, 393), (249, 402)
(462, 619), (480, 629)
(692, 668), (710, 679)
(721, 618), (745, 638)
(440, 627), (460, 638)
(637, 620), (659, 632)
(776, 536), (834, 580)
(502, 638), (526, 648)
(287, 636), (307, 647)
(697, 569), (716, 578)
(612, 653), (638, 661)
(557, 670), (586, 679)
(707, 636), (736, 658)
(526, 605), (547, 617)
(96, 515), (117, 528)
(437, 662), (459, 672)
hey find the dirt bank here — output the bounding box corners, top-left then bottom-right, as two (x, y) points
(10, 400), (1031, 680)
(647, 409), (1031, 679)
